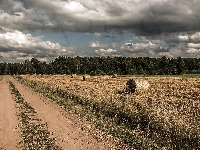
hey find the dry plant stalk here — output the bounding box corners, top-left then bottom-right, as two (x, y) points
(20, 74), (200, 149)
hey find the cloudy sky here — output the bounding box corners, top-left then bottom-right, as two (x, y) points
(1, 0), (200, 62)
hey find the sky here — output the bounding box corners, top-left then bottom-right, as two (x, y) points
(1, 0), (200, 62)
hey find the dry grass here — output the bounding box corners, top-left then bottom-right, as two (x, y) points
(18, 75), (200, 149)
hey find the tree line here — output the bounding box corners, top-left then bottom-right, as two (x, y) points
(0, 56), (200, 75)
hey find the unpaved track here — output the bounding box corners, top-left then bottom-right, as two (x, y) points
(0, 76), (20, 150)
(10, 77), (116, 150)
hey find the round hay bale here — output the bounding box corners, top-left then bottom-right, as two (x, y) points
(125, 79), (137, 94)
(135, 80), (150, 89)
(112, 74), (117, 78)
(71, 74), (77, 78)
(83, 74), (90, 81)
(102, 75), (110, 79)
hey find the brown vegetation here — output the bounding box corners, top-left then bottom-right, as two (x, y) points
(18, 75), (200, 149)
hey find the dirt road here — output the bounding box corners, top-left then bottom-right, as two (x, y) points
(0, 76), (20, 150)
(8, 77), (117, 150)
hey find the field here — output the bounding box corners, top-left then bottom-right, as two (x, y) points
(16, 74), (200, 149)
(1, 76), (120, 150)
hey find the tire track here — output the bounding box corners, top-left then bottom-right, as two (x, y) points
(9, 81), (62, 149)
(10, 78), (116, 150)
(0, 76), (20, 150)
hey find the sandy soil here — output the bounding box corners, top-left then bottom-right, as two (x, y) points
(10, 77), (118, 150)
(0, 76), (20, 150)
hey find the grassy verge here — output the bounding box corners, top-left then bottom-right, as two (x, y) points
(9, 81), (62, 150)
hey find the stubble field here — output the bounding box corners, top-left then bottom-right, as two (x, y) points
(17, 75), (200, 149)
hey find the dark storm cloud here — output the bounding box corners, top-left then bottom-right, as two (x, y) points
(103, 1), (127, 17)
(1, 0), (200, 61)
(2, 0), (200, 36)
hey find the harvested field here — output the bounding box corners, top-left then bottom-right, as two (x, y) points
(0, 75), (121, 150)
(17, 75), (200, 149)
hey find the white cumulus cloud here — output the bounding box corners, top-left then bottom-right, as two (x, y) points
(0, 26), (76, 62)
(186, 48), (199, 54)
(120, 41), (158, 52)
(95, 48), (121, 57)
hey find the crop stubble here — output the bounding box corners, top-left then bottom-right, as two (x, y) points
(18, 75), (200, 149)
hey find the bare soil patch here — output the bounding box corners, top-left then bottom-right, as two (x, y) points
(0, 76), (20, 149)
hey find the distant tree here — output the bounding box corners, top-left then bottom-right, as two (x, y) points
(159, 56), (170, 74)
(0, 56), (199, 75)
(176, 57), (186, 74)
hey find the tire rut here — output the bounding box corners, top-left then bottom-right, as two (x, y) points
(0, 76), (21, 150)
(9, 81), (62, 149)
(10, 77), (116, 150)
